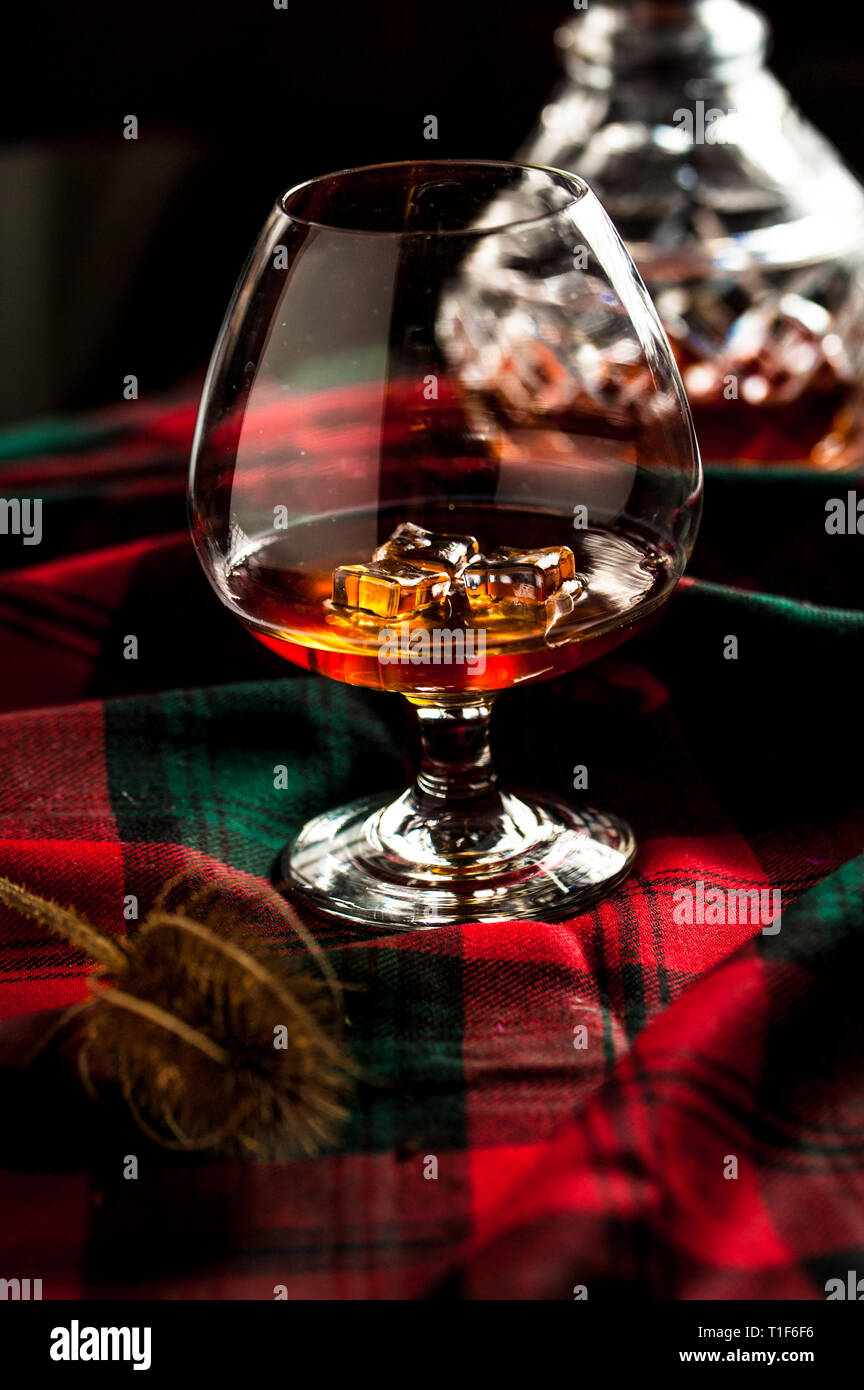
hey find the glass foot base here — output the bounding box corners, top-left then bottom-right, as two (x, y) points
(282, 791), (635, 929)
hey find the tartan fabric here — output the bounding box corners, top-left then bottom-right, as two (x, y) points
(0, 386), (862, 1300)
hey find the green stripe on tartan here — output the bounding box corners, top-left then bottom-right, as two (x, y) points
(103, 675), (404, 877)
(103, 672), (468, 1158)
(755, 852), (864, 1160)
(688, 578), (864, 632)
(762, 850), (864, 964)
(0, 418), (116, 462)
(334, 941), (468, 1156)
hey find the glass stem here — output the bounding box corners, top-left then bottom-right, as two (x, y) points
(410, 697), (500, 809)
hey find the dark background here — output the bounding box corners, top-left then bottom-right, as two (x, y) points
(2, 0), (860, 422)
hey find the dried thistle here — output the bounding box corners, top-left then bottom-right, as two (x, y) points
(0, 872), (355, 1159)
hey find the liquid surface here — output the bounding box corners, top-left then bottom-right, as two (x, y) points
(221, 506), (678, 695)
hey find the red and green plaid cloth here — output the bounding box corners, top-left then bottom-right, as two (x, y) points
(0, 384), (862, 1299)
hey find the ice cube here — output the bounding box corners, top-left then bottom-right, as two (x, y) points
(332, 558), (449, 620)
(724, 298), (833, 405)
(373, 522), (479, 577)
(464, 545), (578, 606)
(495, 338), (576, 415)
(543, 578), (585, 643)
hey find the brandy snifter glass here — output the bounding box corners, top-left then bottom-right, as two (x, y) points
(188, 160), (702, 929)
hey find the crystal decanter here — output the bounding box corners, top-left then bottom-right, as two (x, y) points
(520, 0), (864, 469)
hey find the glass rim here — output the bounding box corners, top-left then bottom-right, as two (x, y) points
(277, 159), (589, 238)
